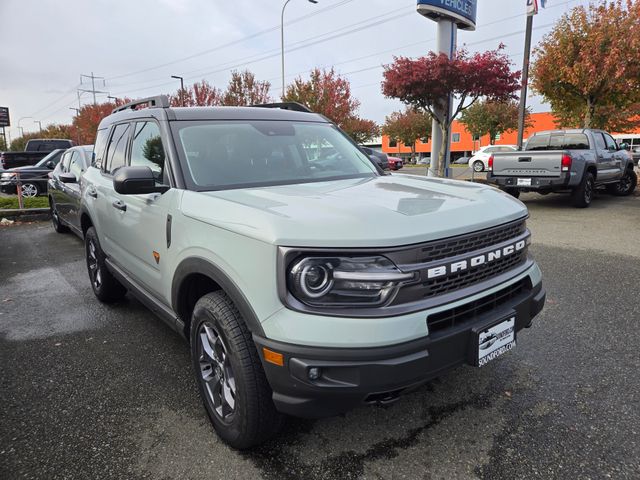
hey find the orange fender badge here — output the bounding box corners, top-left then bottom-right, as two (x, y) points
(153, 251), (160, 264)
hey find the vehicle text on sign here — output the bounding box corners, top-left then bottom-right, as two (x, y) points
(416, 0), (477, 30)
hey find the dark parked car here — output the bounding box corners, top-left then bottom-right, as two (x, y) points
(48, 146), (93, 235)
(360, 147), (390, 170)
(0, 149), (66, 197)
(0, 138), (74, 170)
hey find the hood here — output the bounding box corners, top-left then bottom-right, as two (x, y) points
(5, 165), (48, 173)
(180, 174), (527, 248)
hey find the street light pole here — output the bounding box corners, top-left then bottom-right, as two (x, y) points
(17, 116), (33, 138)
(281, 0), (318, 98)
(34, 120), (42, 133)
(171, 75), (185, 106)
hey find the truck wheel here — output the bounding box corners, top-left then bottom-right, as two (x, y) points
(472, 161), (485, 172)
(606, 169), (637, 196)
(85, 227), (126, 303)
(504, 188), (520, 199)
(190, 291), (282, 449)
(50, 199), (69, 233)
(571, 172), (595, 208)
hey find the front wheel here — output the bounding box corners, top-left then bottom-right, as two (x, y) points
(472, 161), (485, 172)
(606, 169), (637, 196)
(191, 291), (282, 449)
(571, 172), (595, 208)
(50, 199), (69, 233)
(85, 227), (127, 302)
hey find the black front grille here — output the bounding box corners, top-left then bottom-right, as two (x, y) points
(427, 279), (529, 334)
(418, 219), (526, 263)
(422, 250), (527, 299)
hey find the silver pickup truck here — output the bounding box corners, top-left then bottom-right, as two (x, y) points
(487, 129), (637, 208)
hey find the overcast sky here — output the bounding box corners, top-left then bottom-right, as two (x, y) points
(0, 0), (590, 141)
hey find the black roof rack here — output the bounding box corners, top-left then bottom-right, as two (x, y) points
(252, 102), (313, 113)
(112, 95), (170, 114)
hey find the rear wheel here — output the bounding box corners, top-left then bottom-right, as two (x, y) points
(504, 188), (521, 199)
(606, 169), (637, 196)
(191, 291), (282, 449)
(571, 172), (595, 208)
(50, 199), (69, 233)
(20, 182), (39, 197)
(85, 227), (127, 302)
(473, 161), (485, 172)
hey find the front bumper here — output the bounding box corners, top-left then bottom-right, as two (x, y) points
(255, 280), (545, 418)
(0, 183), (17, 194)
(487, 172), (571, 191)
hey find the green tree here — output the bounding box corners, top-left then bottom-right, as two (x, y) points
(9, 124), (74, 151)
(459, 100), (530, 146)
(531, 0), (640, 130)
(382, 109), (432, 162)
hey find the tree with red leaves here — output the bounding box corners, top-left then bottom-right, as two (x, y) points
(223, 70), (272, 106)
(283, 68), (379, 143)
(169, 80), (222, 107)
(383, 46), (520, 176)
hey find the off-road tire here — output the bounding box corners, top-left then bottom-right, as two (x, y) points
(571, 172), (595, 208)
(190, 291), (282, 449)
(49, 199), (69, 233)
(606, 169), (637, 196)
(85, 227), (127, 302)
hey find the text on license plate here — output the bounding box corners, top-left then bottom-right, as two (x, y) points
(517, 178), (532, 186)
(478, 318), (515, 367)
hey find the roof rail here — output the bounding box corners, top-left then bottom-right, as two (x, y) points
(252, 102), (313, 113)
(112, 95), (170, 114)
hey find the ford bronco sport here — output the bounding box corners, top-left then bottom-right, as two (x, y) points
(80, 96), (545, 449)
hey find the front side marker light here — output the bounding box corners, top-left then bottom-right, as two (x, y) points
(263, 347), (284, 367)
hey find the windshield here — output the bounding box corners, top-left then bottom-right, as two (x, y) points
(34, 149), (62, 167)
(171, 121), (377, 190)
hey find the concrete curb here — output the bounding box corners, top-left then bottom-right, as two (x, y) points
(0, 208), (51, 222)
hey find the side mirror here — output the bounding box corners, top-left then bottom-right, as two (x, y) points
(60, 172), (77, 184)
(113, 166), (169, 195)
(619, 142), (630, 151)
(46, 161), (55, 169)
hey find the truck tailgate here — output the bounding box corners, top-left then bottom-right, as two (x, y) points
(492, 151), (563, 177)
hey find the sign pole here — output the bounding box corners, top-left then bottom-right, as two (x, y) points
(429, 19), (457, 177)
(517, 14), (534, 149)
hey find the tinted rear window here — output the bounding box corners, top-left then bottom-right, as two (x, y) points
(526, 133), (589, 151)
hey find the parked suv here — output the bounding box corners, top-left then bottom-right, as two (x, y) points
(80, 97), (545, 449)
(360, 146), (390, 170)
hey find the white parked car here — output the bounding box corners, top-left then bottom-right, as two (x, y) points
(469, 145), (518, 172)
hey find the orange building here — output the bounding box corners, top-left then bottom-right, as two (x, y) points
(382, 112), (564, 158)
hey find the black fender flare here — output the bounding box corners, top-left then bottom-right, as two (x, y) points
(171, 257), (265, 336)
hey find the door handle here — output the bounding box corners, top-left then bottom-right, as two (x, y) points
(518, 157), (532, 162)
(112, 200), (127, 212)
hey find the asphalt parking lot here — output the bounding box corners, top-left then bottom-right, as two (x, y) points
(1, 190), (639, 479)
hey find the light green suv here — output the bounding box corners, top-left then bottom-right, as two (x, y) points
(79, 96), (545, 449)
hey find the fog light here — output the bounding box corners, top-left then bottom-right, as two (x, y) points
(308, 367), (321, 380)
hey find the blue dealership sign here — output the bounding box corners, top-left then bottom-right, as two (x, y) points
(417, 0), (477, 31)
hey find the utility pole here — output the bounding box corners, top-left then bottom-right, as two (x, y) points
(79, 72), (107, 105)
(34, 120), (42, 133)
(517, 13), (534, 149)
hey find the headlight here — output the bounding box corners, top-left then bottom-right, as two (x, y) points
(1, 173), (16, 179)
(288, 256), (416, 307)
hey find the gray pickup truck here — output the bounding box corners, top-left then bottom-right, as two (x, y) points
(487, 129), (637, 208)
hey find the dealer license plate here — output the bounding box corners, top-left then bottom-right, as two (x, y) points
(517, 178), (532, 186)
(477, 317), (516, 367)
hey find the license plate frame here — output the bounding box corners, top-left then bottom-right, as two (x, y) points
(472, 317), (516, 367)
(517, 178), (532, 186)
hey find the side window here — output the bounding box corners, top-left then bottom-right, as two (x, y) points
(484, 147), (497, 153)
(130, 121), (165, 183)
(603, 133), (617, 151)
(105, 123), (130, 175)
(60, 152), (72, 172)
(593, 133), (607, 151)
(93, 128), (109, 169)
(563, 133), (590, 150)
